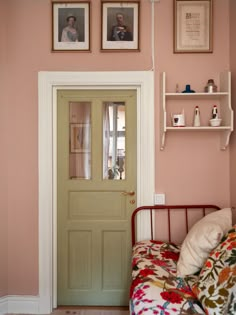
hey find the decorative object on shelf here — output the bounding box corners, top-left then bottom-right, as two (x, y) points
(212, 105), (219, 119)
(193, 106), (201, 127)
(209, 105), (221, 126)
(172, 110), (185, 127)
(204, 79), (217, 93)
(182, 84), (195, 93)
(209, 118), (222, 127)
(175, 84), (180, 93)
(174, 0), (213, 53)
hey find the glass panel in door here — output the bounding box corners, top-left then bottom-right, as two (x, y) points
(103, 102), (126, 180)
(69, 101), (91, 179)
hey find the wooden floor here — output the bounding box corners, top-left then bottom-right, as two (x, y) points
(56, 306), (129, 314)
(7, 306), (130, 315)
(55, 306), (129, 315)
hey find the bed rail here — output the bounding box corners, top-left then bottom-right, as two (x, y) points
(131, 204), (220, 246)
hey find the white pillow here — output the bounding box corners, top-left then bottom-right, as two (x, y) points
(177, 208), (232, 277)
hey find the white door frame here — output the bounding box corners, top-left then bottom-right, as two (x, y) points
(38, 71), (154, 314)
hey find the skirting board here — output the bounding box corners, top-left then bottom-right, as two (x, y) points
(0, 297), (7, 315)
(0, 295), (39, 315)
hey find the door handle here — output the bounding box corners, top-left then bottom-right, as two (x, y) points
(122, 191), (135, 196)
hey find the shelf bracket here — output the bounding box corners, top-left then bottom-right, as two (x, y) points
(220, 130), (232, 150)
(160, 131), (166, 151)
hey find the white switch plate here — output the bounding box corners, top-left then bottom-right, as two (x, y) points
(154, 193), (165, 205)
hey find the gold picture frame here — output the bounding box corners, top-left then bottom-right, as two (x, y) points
(70, 123), (91, 153)
(52, 1), (90, 52)
(174, 0), (213, 53)
(101, 1), (140, 51)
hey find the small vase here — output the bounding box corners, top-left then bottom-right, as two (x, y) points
(193, 106), (201, 127)
(205, 79), (217, 93)
(182, 84), (195, 93)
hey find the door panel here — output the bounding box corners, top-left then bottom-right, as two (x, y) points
(69, 191), (126, 219)
(102, 230), (127, 289)
(57, 89), (136, 306)
(68, 230), (92, 289)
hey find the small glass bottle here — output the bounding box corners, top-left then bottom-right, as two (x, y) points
(193, 106), (201, 127)
(176, 84), (179, 93)
(205, 79), (217, 93)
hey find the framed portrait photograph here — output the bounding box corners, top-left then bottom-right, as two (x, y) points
(101, 1), (140, 51)
(70, 123), (91, 153)
(52, 1), (90, 51)
(174, 0), (213, 53)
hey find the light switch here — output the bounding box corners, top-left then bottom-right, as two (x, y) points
(154, 193), (165, 205)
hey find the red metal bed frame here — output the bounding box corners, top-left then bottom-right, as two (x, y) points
(131, 204), (220, 246)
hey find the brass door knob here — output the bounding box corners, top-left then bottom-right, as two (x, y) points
(122, 191), (135, 196)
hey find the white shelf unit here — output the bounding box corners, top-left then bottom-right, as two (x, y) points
(160, 71), (234, 150)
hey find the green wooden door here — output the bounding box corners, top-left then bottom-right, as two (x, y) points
(57, 89), (137, 306)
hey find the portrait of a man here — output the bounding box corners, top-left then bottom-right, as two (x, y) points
(109, 10), (133, 41)
(102, 2), (139, 51)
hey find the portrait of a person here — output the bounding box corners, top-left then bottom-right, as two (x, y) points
(110, 12), (133, 41)
(53, 4), (89, 51)
(61, 14), (79, 42)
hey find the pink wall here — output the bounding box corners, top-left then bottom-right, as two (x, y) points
(0, 0), (8, 297)
(5, 0), (152, 296)
(1, 0), (232, 296)
(155, 0), (230, 206)
(230, 0), (236, 222)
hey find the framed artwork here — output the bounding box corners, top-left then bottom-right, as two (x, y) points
(101, 1), (140, 51)
(52, 1), (90, 51)
(174, 0), (213, 53)
(70, 123), (91, 153)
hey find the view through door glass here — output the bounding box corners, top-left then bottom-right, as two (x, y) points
(103, 102), (126, 180)
(57, 90), (137, 306)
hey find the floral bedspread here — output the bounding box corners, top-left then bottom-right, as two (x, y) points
(130, 240), (205, 315)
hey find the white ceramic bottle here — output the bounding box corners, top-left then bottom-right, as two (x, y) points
(193, 106), (201, 127)
(212, 105), (219, 119)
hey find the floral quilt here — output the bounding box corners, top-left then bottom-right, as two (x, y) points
(130, 240), (205, 315)
(191, 225), (236, 315)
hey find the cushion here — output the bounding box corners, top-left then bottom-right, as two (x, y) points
(191, 225), (236, 315)
(177, 208), (232, 276)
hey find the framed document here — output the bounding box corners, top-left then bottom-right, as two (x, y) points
(174, 0), (213, 53)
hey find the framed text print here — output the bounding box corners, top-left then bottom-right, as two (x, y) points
(174, 0), (213, 53)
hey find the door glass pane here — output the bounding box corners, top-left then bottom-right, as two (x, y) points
(103, 102), (126, 180)
(69, 102), (91, 179)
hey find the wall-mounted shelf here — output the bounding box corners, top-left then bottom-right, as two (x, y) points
(165, 92), (229, 99)
(160, 71), (234, 150)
